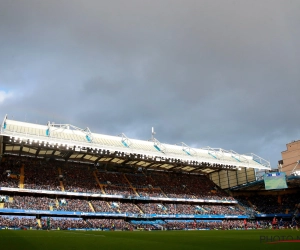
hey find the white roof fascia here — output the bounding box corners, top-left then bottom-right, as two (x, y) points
(0, 118), (271, 170)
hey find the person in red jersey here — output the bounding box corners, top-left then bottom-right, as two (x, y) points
(193, 220), (196, 230)
(272, 217), (277, 230)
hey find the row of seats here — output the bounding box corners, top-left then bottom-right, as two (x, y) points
(1, 194), (246, 215)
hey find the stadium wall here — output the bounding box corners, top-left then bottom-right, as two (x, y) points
(209, 168), (256, 189)
(0, 135), (3, 156)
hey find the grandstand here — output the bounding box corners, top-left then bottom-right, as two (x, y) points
(0, 115), (299, 231)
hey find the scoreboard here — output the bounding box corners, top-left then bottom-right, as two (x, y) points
(263, 172), (287, 190)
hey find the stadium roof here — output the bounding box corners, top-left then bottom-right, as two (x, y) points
(0, 115), (271, 174)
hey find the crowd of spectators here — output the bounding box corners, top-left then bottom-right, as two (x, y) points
(104, 186), (136, 196)
(62, 164), (100, 193)
(0, 193), (257, 216)
(97, 171), (128, 186)
(149, 172), (234, 201)
(0, 156), (237, 202)
(56, 198), (92, 212)
(166, 204), (195, 215)
(0, 216), (130, 230)
(137, 188), (166, 198)
(90, 200), (112, 213)
(0, 156), (22, 188)
(0, 216), (37, 228)
(24, 159), (62, 191)
(115, 202), (141, 214)
(234, 196), (257, 216)
(124, 173), (155, 189)
(237, 194), (300, 215)
(0, 215), (296, 230)
(164, 220), (248, 230)
(164, 219), (300, 230)
(281, 194), (300, 213)
(242, 195), (282, 214)
(134, 203), (246, 215)
(95, 171), (143, 196)
(42, 217), (87, 230)
(4, 195), (55, 210)
(137, 203), (167, 214)
(201, 205), (246, 215)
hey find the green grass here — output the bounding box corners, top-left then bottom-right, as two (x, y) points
(0, 229), (300, 250)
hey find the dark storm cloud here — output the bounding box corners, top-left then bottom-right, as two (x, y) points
(1, 0), (300, 167)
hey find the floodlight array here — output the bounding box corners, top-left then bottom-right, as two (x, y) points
(5, 135), (246, 172)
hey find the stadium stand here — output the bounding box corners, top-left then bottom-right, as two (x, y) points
(0, 155), (299, 227)
(0, 118), (299, 230)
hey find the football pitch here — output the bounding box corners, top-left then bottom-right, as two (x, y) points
(0, 229), (300, 250)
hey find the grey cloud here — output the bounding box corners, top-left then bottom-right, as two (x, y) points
(1, 0), (300, 168)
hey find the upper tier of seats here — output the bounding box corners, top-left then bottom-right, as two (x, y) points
(0, 155), (234, 201)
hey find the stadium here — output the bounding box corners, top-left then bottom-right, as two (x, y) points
(0, 115), (299, 249)
(1, 0), (300, 248)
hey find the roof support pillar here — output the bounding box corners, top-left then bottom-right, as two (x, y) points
(0, 136), (3, 156)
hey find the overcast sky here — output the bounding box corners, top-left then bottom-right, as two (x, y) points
(1, 0), (300, 168)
